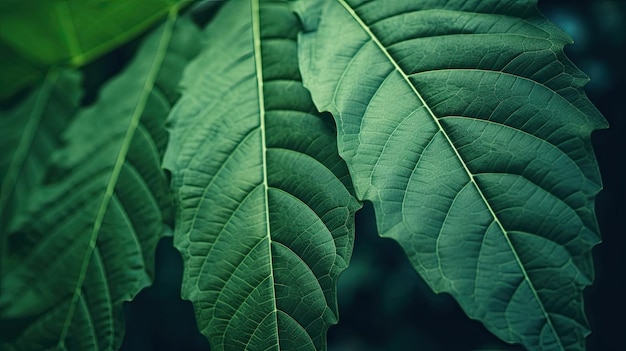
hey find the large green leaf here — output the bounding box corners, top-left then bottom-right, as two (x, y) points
(297, 0), (607, 350)
(0, 11), (200, 350)
(0, 0), (183, 100)
(164, 1), (359, 350)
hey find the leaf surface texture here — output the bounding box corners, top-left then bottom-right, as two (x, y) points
(0, 13), (200, 350)
(0, 69), (82, 236)
(164, 1), (359, 350)
(297, 0), (607, 350)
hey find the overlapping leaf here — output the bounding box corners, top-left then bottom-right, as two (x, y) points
(297, 0), (607, 350)
(0, 13), (200, 350)
(0, 0), (183, 99)
(0, 69), (81, 237)
(164, 1), (359, 350)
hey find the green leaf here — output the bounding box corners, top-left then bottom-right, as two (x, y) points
(0, 0), (183, 100)
(0, 69), (82, 237)
(0, 12), (199, 350)
(164, 1), (359, 350)
(0, 0), (183, 66)
(297, 0), (607, 350)
(0, 41), (48, 101)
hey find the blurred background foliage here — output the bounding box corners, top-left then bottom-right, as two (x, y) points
(0, 0), (180, 99)
(1, 1), (623, 350)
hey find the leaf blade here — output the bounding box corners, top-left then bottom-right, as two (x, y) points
(0, 12), (200, 350)
(0, 69), (82, 233)
(297, 0), (606, 350)
(165, 1), (359, 349)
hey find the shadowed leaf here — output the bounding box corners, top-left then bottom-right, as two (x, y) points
(0, 13), (200, 350)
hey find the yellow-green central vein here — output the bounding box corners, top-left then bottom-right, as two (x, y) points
(56, 7), (178, 347)
(251, 0), (280, 349)
(55, 1), (83, 65)
(335, 0), (562, 348)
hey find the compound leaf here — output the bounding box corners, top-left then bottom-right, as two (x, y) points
(297, 0), (607, 350)
(164, 1), (359, 350)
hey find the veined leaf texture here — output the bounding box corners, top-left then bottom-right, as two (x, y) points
(0, 11), (200, 350)
(163, 0), (359, 350)
(297, 0), (607, 350)
(0, 0), (609, 350)
(0, 69), (82, 236)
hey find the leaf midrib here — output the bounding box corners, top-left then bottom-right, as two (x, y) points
(251, 0), (281, 350)
(55, 1), (83, 64)
(56, 8), (178, 347)
(335, 0), (562, 347)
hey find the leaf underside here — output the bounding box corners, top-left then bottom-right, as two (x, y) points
(0, 14), (200, 350)
(164, 1), (359, 350)
(297, 0), (607, 350)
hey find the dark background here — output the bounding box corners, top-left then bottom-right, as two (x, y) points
(118, 1), (626, 350)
